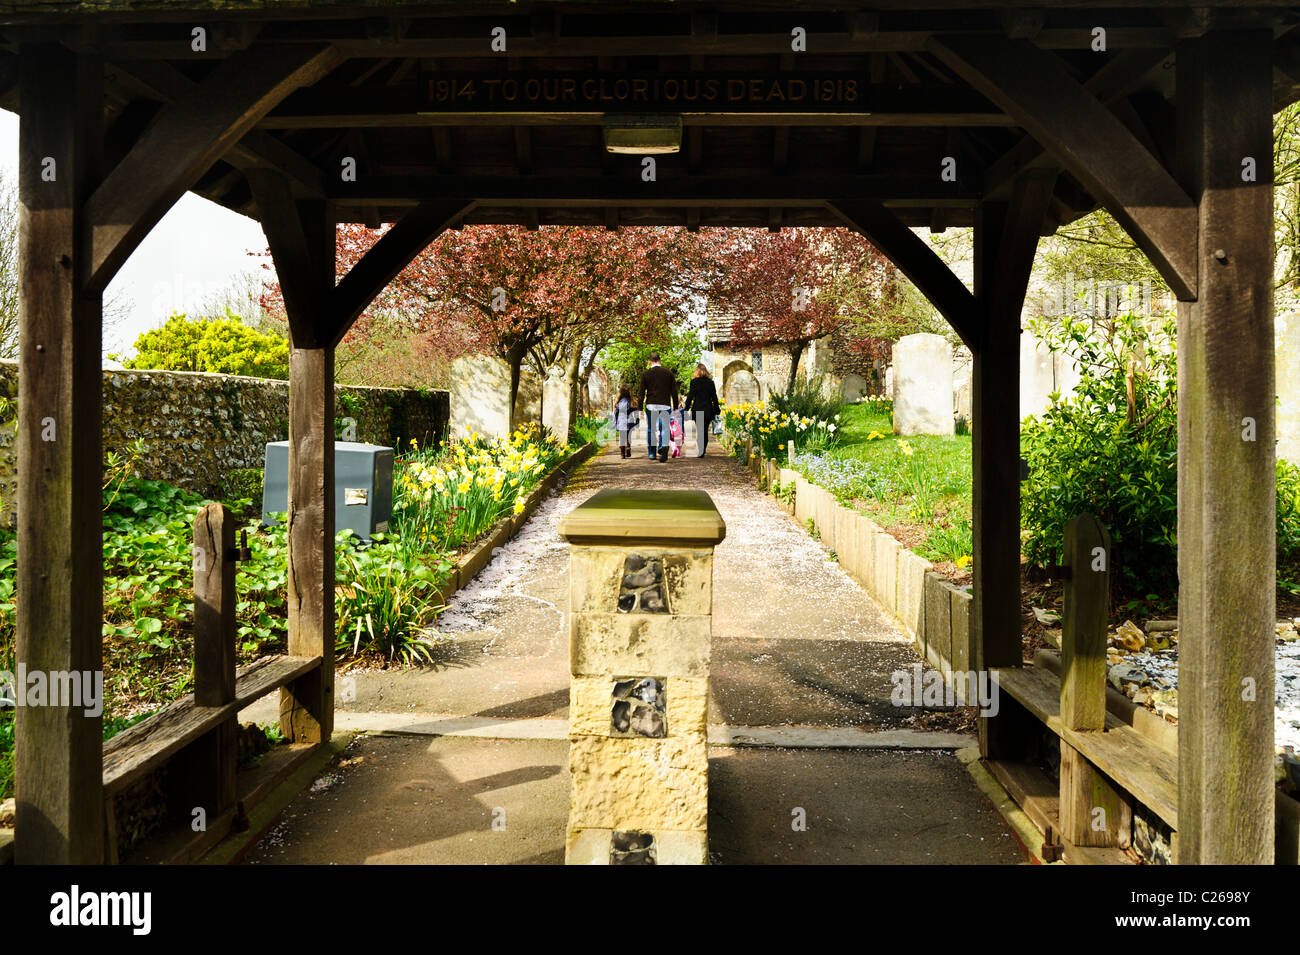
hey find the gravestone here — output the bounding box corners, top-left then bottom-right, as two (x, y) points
(725, 369), (760, 406)
(840, 373), (868, 402)
(1020, 330), (1057, 419)
(449, 355), (544, 437)
(543, 369), (570, 441)
(952, 349), (972, 423)
(892, 333), (953, 436)
(587, 367), (612, 413)
(448, 354), (512, 437)
(1279, 302), (1300, 464)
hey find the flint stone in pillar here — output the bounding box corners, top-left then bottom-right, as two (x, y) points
(565, 828), (709, 866)
(569, 545), (713, 616)
(570, 675), (709, 738)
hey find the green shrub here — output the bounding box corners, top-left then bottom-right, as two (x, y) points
(119, 311), (290, 379)
(225, 468), (264, 511)
(1023, 313), (1300, 596)
(1278, 459), (1300, 567)
(918, 518), (973, 563)
(1020, 314), (1179, 595)
(335, 541), (445, 666)
(571, 414), (608, 447)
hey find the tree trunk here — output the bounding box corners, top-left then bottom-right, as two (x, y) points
(507, 345), (526, 430)
(787, 340), (807, 391)
(564, 346), (583, 432)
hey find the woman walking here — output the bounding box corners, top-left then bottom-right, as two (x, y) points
(682, 364), (722, 458)
(613, 385), (636, 458)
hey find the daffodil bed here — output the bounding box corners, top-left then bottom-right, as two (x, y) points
(722, 401), (842, 459)
(394, 424), (568, 553)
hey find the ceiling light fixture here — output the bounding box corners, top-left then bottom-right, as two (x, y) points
(602, 114), (683, 154)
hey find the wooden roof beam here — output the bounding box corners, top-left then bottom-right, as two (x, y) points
(76, 25), (1197, 61)
(981, 47), (1171, 200)
(107, 59), (330, 198)
(85, 43), (340, 290)
(245, 167), (328, 338)
(329, 198), (475, 345)
(829, 199), (981, 349)
(327, 174), (983, 206)
(929, 35), (1197, 300)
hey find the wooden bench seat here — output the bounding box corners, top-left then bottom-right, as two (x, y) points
(102, 655), (320, 796)
(996, 664), (1179, 830)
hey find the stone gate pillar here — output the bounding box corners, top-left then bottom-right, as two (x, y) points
(557, 489), (726, 865)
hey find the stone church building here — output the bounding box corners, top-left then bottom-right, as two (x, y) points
(705, 302), (883, 407)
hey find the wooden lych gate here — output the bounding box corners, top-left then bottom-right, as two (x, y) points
(0, 0), (1289, 864)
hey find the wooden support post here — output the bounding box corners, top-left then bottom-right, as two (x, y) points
(181, 504), (239, 821)
(1060, 514), (1111, 733)
(1058, 513), (1129, 849)
(14, 44), (105, 865)
(972, 170), (1056, 758)
(280, 344), (336, 743)
(250, 177), (338, 745)
(1174, 31), (1276, 865)
(971, 200), (1018, 678)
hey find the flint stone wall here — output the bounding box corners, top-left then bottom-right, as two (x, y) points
(0, 360), (449, 522)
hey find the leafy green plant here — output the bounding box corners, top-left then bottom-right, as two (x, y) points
(571, 414), (608, 447)
(918, 518), (973, 564)
(0, 643), (11, 801)
(224, 468), (264, 514)
(1277, 459), (1300, 567)
(335, 544), (443, 666)
(1020, 313), (1178, 595)
(768, 373), (844, 424)
(776, 480), (796, 507)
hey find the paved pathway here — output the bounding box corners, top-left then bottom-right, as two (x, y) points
(241, 438), (1021, 864)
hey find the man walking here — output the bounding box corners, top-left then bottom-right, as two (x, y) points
(638, 353), (679, 463)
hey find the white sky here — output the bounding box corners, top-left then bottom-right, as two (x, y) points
(0, 109), (271, 356)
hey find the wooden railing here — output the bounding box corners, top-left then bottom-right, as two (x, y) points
(100, 503), (323, 863)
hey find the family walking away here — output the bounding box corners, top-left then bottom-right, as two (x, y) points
(612, 354), (721, 462)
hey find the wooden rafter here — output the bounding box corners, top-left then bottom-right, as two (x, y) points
(326, 174), (983, 206)
(928, 35), (1198, 299)
(329, 199), (475, 345)
(829, 199), (981, 349)
(85, 43), (341, 291)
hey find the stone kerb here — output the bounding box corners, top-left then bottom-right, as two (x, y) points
(834, 505), (858, 576)
(872, 532), (901, 614)
(794, 476), (815, 526)
(923, 571), (953, 681)
(818, 487), (838, 550)
(892, 333), (954, 436)
(950, 588), (973, 676)
(896, 549), (931, 643)
(559, 489), (726, 866)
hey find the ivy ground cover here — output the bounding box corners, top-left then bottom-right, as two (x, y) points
(0, 424), (578, 801)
